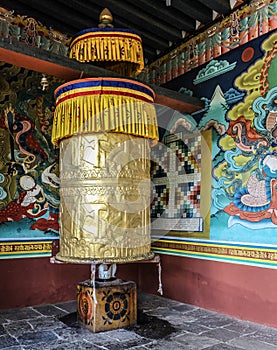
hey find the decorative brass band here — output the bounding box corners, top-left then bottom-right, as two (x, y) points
(56, 249), (155, 264)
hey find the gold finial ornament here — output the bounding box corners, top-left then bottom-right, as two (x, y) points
(69, 7), (144, 76)
(98, 8), (113, 28)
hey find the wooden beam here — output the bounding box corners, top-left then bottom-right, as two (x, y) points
(0, 37), (204, 113)
(0, 37), (118, 80)
(153, 85), (204, 114)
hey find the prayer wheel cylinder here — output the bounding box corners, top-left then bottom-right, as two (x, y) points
(52, 78), (158, 263)
(57, 132), (154, 263)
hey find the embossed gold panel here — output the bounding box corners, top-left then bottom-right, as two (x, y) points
(56, 132), (154, 263)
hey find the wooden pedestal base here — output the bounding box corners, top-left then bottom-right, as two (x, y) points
(77, 278), (137, 332)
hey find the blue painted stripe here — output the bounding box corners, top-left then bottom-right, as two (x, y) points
(72, 27), (139, 40)
(55, 78), (154, 100)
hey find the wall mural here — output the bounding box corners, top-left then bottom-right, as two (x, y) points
(152, 31), (277, 268)
(0, 63), (62, 258)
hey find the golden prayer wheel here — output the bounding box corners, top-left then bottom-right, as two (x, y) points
(52, 77), (158, 263)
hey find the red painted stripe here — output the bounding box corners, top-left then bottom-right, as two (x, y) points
(54, 78), (155, 99)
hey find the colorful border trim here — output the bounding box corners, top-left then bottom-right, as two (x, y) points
(55, 78), (155, 103)
(140, 0), (277, 85)
(0, 241), (53, 259)
(0, 7), (69, 56)
(152, 238), (277, 268)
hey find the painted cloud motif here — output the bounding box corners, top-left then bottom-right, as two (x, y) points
(193, 59), (237, 85)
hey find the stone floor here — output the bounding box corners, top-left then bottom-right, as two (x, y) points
(1, 292), (277, 349)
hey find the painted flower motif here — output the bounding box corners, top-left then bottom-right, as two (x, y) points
(79, 48), (84, 58)
(104, 45), (109, 56)
(120, 46), (125, 56)
(91, 45), (97, 57)
(114, 106), (119, 120)
(126, 109), (131, 119)
(78, 292), (93, 323)
(96, 117), (102, 127)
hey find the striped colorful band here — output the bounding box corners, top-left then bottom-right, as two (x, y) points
(55, 78), (155, 105)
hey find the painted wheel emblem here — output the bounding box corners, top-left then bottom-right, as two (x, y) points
(105, 292), (128, 320)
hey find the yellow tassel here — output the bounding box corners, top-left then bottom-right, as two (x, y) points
(69, 33), (144, 76)
(52, 94), (158, 145)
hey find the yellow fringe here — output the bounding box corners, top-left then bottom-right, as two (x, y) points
(69, 33), (144, 76)
(52, 93), (158, 145)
